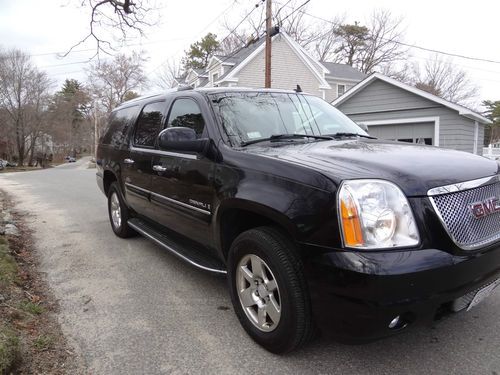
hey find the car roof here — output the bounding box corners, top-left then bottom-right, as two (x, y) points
(114, 86), (304, 111)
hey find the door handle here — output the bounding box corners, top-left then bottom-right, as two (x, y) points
(153, 165), (167, 172)
(123, 158), (135, 164)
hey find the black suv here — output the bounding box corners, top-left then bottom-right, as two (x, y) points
(97, 87), (500, 353)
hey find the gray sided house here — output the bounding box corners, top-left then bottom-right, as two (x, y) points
(332, 73), (491, 154)
(176, 31), (366, 102)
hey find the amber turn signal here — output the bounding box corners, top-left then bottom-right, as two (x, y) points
(340, 193), (364, 247)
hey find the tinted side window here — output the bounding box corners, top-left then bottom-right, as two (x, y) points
(101, 106), (139, 148)
(134, 102), (165, 147)
(167, 99), (205, 137)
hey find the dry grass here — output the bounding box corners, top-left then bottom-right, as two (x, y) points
(0, 327), (20, 373)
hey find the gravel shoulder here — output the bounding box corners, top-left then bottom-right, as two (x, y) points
(0, 190), (79, 374)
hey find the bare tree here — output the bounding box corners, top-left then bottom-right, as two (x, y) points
(66, 0), (158, 57)
(332, 9), (407, 73)
(87, 52), (148, 113)
(86, 52), (147, 156)
(219, 4), (403, 70)
(219, 0), (330, 55)
(0, 48), (52, 166)
(24, 72), (53, 165)
(155, 59), (182, 89)
(358, 10), (407, 73)
(309, 17), (344, 62)
(411, 55), (479, 106)
(380, 61), (415, 83)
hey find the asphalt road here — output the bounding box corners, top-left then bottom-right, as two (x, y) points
(1, 159), (499, 375)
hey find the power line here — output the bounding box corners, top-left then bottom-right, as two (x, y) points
(40, 60), (91, 69)
(2, 37), (187, 60)
(279, 0), (310, 24)
(218, 0), (265, 47)
(276, 4), (500, 65)
(274, 0), (293, 22)
(388, 41), (500, 65)
(147, 0), (242, 75)
(216, 0), (311, 83)
(50, 70), (85, 77)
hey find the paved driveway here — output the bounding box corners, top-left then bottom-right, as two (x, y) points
(1, 160), (499, 374)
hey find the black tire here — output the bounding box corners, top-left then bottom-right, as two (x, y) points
(227, 226), (313, 354)
(107, 182), (136, 238)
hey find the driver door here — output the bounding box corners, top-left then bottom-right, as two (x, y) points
(148, 98), (215, 245)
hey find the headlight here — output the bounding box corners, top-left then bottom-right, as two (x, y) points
(338, 179), (420, 249)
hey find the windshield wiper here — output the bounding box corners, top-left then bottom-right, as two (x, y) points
(328, 132), (376, 139)
(240, 134), (333, 147)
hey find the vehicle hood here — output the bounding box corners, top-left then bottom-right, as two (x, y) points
(241, 139), (499, 196)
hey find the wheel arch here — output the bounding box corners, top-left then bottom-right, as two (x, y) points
(214, 199), (299, 261)
(103, 169), (118, 196)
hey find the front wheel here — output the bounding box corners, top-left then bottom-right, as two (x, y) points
(107, 182), (136, 238)
(227, 227), (314, 353)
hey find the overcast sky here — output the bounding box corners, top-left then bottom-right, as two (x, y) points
(0, 0), (499, 105)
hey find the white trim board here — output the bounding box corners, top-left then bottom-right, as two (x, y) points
(474, 121), (479, 155)
(332, 73), (491, 124)
(360, 116), (440, 147)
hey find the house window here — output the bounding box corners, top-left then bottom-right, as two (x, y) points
(337, 84), (346, 97)
(211, 72), (219, 85)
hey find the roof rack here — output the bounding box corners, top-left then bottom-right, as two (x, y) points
(177, 85), (194, 91)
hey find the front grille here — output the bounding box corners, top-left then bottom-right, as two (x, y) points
(429, 178), (500, 250)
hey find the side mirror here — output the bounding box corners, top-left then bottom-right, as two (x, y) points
(158, 127), (220, 160)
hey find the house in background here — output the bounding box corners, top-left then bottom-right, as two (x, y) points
(176, 31), (366, 102)
(332, 73), (492, 154)
(175, 31), (490, 156)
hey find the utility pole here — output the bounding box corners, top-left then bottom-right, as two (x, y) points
(264, 0), (272, 88)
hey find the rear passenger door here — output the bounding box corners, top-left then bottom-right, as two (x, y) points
(122, 101), (166, 217)
(149, 97), (215, 244)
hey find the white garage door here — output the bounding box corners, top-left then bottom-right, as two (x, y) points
(367, 122), (435, 145)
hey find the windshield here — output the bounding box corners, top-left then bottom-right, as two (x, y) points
(209, 92), (368, 146)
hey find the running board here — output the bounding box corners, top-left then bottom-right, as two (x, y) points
(128, 218), (227, 274)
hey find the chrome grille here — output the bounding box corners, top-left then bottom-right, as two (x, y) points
(429, 177), (500, 250)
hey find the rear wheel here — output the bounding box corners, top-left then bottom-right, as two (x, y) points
(107, 182), (136, 238)
(227, 227), (313, 353)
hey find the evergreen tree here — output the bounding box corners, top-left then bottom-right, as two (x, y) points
(182, 33), (220, 71)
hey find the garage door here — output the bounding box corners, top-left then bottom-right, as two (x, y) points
(367, 122), (435, 145)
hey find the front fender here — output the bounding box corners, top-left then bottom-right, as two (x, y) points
(213, 164), (340, 251)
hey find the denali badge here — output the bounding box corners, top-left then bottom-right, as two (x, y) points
(469, 197), (500, 219)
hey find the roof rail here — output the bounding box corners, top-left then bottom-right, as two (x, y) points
(177, 85), (194, 91)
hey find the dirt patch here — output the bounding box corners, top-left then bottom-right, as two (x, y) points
(0, 192), (79, 374)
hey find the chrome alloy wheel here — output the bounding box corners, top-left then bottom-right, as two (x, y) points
(110, 192), (122, 229)
(236, 254), (281, 332)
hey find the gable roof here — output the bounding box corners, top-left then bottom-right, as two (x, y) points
(213, 38), (266, 82)
(213, 31), (331, 89)
(332, 73), (491, 124)
(321, 62), (367, 81)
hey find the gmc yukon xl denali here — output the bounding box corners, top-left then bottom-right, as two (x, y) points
(96, 87), (500, 353)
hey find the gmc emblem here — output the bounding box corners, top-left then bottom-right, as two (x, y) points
(469, 197), (500, 219)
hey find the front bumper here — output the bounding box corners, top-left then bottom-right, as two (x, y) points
(303, 242), (500, 343)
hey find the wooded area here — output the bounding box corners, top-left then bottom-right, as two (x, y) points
(0, 49), (148, 166)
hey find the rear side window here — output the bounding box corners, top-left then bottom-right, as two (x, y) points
(167, 99), (205, 137)
(134, 102), (165, 147)
(101, 106), (139, 148)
